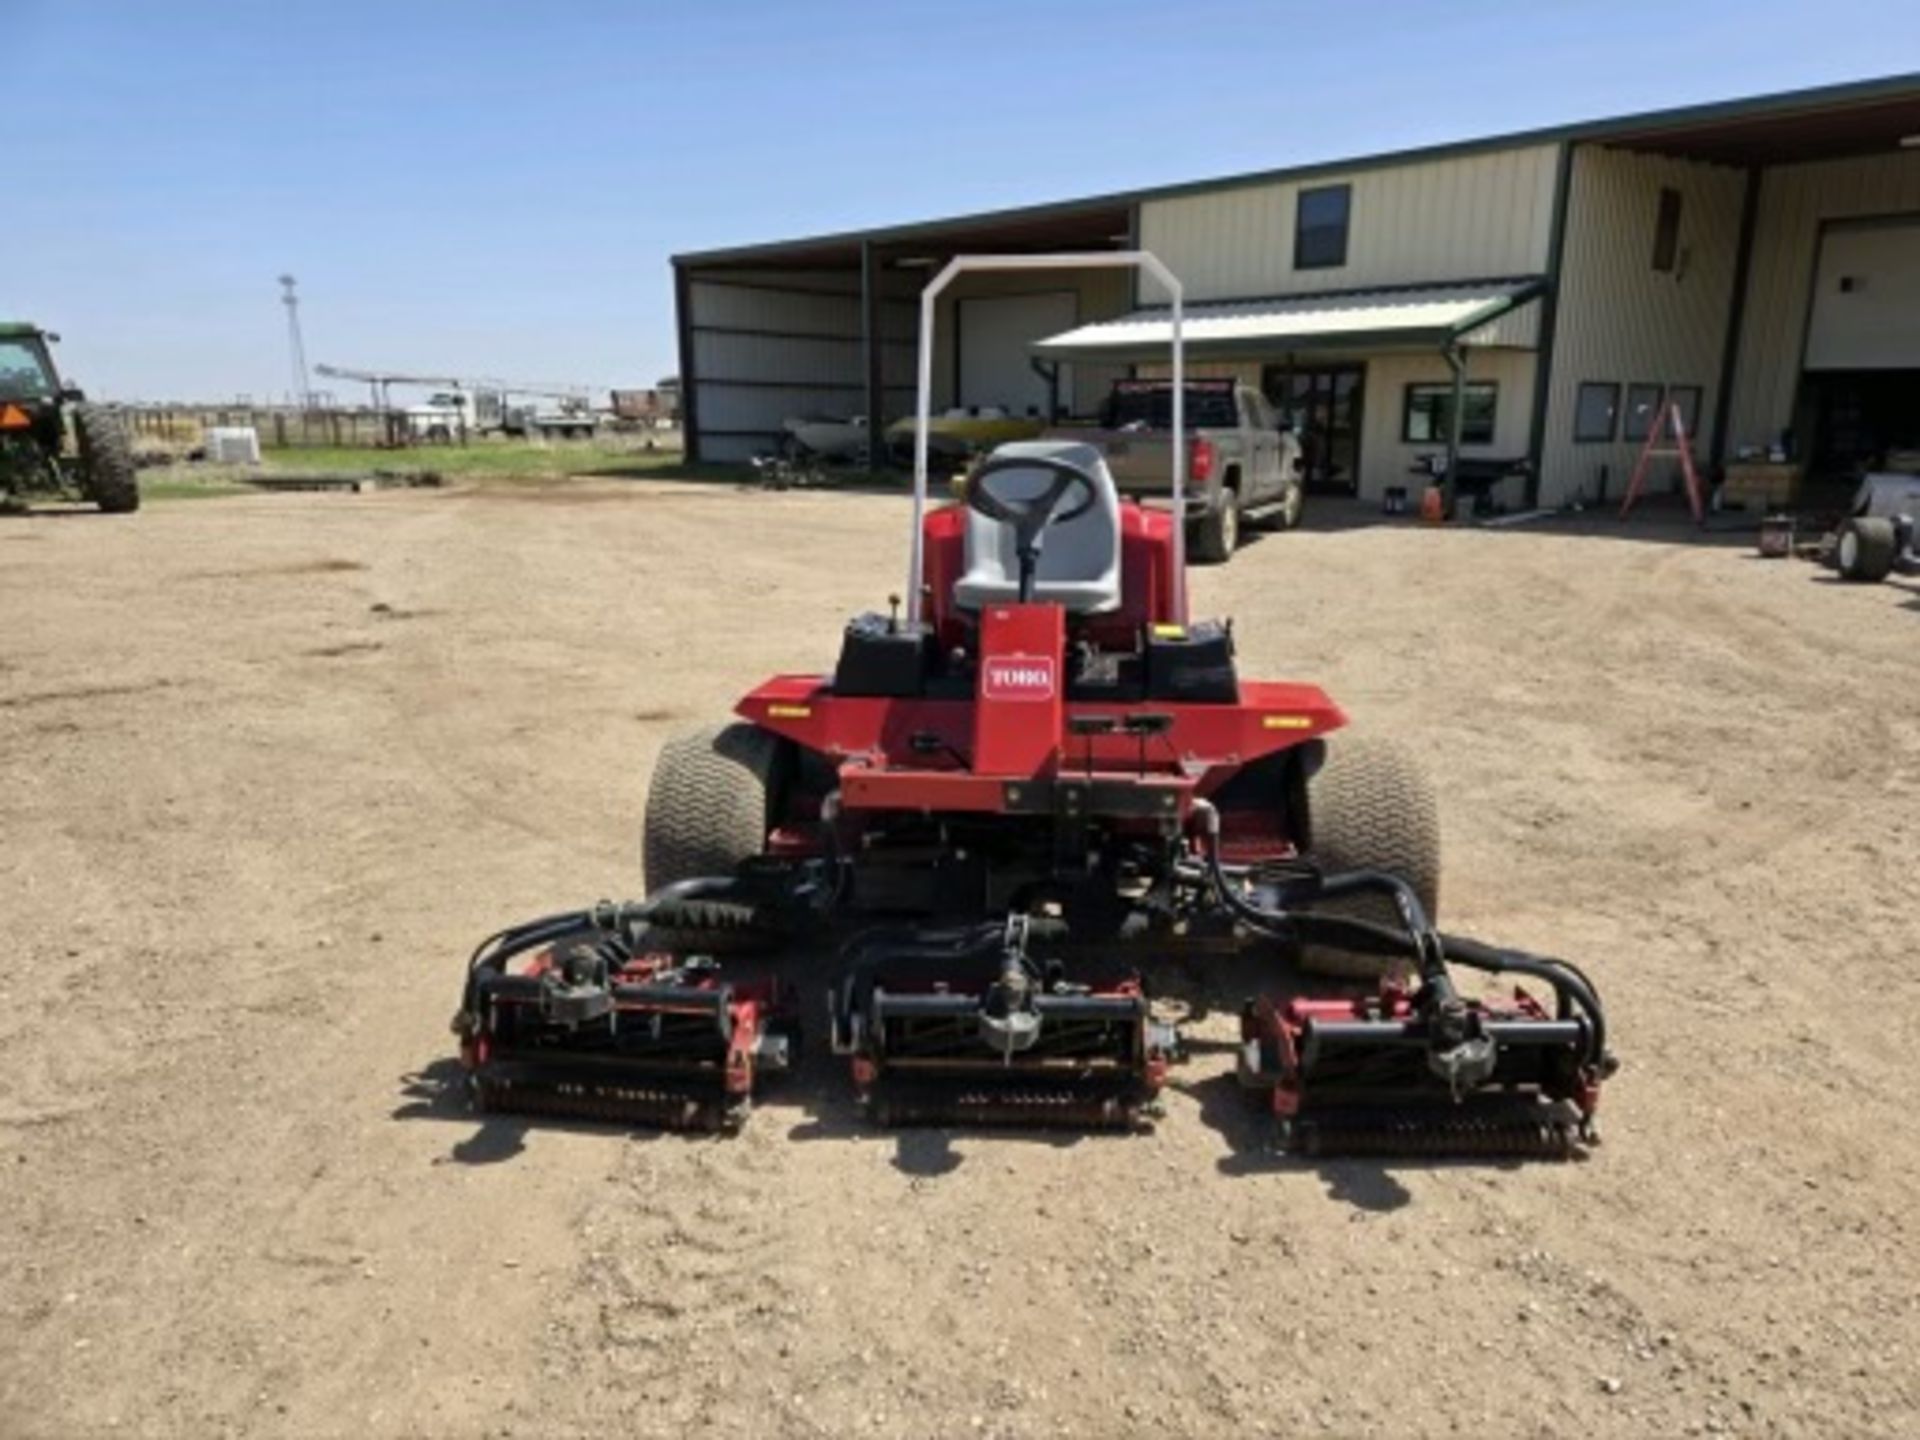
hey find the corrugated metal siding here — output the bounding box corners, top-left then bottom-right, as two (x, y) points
(1725, 150), (1920, 454)
(1137, 144), (1559, 303)
(685, 267), (917, 463)
(1538, 147), (1746, 507)
(931, 267), (1134, 417)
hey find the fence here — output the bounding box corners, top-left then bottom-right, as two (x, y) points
(125, 405), (427, 450)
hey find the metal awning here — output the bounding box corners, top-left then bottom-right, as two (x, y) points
(1032, 280), (1546, 362)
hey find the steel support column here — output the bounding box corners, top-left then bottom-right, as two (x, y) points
(861, 240), (885, 475)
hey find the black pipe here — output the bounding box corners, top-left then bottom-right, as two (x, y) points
(1193, 812), (1607, 1070)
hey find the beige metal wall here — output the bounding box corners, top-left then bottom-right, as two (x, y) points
(1136, 145), (1560, 303)
(1724, 150), (1920, 454)
(930, 267), (1134, 418)
(686, 267), (918, 463)
(1538, 146), (1746, 507)
(1358, 348), (1537, 503)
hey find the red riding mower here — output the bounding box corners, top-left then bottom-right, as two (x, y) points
(454, 254), (1615, 1157)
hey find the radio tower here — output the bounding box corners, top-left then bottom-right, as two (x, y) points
(279, 274), (311, 410)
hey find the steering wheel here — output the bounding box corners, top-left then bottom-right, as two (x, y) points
(966, 456), (1100, 603)
(969, 453), (1097, 539)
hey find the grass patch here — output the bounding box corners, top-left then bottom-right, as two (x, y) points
(258, 440), (683, 480)
(143, 478), (254, 501)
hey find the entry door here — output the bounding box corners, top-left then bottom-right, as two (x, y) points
(1263, 363), (1365, 491)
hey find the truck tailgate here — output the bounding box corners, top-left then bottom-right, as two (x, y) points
(1044, 426), (1175, 495)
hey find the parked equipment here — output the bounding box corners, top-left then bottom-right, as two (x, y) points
(0, 323), (139, 513)
(455, 254), (1616, 1155)
(1834, 472), (1920, 582)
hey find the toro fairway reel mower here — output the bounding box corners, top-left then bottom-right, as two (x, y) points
(453, 252), (1616, 1157)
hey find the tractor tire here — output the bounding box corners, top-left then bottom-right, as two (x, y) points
(73, 405), (140, 514)
(1836, 516), (1897, 583)
(1191, 486), (1239, 564)
(1299, 735), (1441, 980)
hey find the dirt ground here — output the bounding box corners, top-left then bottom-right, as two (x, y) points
(3, 478), (1917, 1439)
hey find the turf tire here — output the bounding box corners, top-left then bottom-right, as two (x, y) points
(1836, 517), (1897, 583)
(1299, 735), (1441, 980)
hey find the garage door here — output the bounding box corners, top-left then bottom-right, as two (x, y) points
(958, 291), (1076, 417)
(1805, 219), (1920, 371)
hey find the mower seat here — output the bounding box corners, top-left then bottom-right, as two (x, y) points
(955, 441), (1122, 614)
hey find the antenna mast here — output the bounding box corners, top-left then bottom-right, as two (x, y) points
(279, 274), (311, 410)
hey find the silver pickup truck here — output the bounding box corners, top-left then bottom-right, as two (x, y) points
(1046, 378), (1303, 563)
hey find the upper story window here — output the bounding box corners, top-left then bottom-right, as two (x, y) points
(1295, 184), (1351, 270)
(1652, 187), (1683, 272)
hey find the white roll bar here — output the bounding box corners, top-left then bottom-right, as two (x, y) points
(908, 251), (1186, 627)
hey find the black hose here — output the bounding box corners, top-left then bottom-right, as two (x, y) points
(1434, 933), (1608, 1065)
(1195, 817), (1608, 1069)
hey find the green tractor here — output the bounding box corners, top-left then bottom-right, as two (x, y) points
(0, 323), (139, 514)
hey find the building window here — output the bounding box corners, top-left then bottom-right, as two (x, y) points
(1574, 382), (1620, 442)
(1623, 383), (1664, 442)
(1652, 187), (1683, 272)
(1667, 384), (1703, 438)
(1295, 185), (1350, 269)
(1403, 382), (1498, 445)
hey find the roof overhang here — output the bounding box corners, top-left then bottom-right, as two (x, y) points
(1597, 86), (1920, 167)
(1032, 280), (1546, 362)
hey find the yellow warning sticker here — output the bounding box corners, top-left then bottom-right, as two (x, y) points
(1262, 714), (1313, 730)
(1151, 623), (1187, 639)
(767, 704), (812, 719)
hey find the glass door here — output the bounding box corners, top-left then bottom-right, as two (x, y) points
(1263, 362), (1366, 492)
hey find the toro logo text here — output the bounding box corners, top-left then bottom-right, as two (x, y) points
(982, 656), (1057, 701)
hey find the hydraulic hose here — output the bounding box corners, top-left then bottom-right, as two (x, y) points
(1186, 799), (1608, 1069)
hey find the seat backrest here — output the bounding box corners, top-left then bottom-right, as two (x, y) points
(954, 440), (1122, 614)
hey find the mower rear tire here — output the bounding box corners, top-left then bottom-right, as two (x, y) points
(1836, 516), (1897, 582)
(1300, 735), (1441, 979)
(73, 405), (140, 514)
(1191, 486), (1239, 564)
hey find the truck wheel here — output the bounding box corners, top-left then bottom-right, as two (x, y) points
(1299, 735), (1441, 979)
(72, 405), (140, 514)
(1836, 517), (1897, 582)
(1274, 479), (1305, 531)
(1191, 488), (1239, 564)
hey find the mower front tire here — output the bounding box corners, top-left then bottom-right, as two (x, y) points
(1300, 735), (1441, 979)
(642, 721), (793, 946)
(644, 721), (789, 889)
(72, 405), (140, 514)
(1836, 516), (1897, 583)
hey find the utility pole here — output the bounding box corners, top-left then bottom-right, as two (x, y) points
(279, 274), (311, 411)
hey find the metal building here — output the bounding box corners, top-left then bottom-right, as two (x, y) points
(673, 74), (1920, 509)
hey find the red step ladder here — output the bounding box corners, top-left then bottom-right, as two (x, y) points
(1619, 399), (1705, 524)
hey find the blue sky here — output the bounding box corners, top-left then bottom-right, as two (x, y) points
(10, 0), (1919, 402)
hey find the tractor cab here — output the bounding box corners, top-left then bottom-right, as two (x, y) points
(0, 323), (139, 514)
